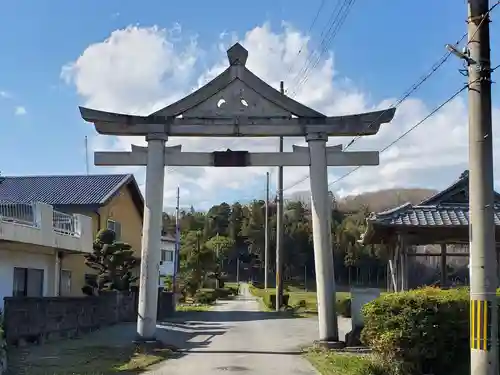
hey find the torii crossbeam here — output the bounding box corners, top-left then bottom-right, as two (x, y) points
(94, 144), (379, 167)
(79, 42), (396, 346)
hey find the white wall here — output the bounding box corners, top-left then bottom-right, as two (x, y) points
(0, 202), (93, 253)
(159, 239), (176, 278)
(0, 247), (54, 310)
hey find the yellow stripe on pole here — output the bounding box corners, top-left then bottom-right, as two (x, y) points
(471, 299), (492, 351)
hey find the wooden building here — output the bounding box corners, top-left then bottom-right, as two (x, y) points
(360, 170), (500, 291)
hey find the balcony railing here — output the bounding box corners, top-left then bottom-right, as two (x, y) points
(52, 209), (78, 236)
(0, 200), (36, 226)
(0, 200), (79, 237)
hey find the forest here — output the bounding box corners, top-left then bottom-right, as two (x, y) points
(161, 188), (437, 291)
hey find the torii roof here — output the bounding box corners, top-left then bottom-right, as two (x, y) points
(79, 43), (396, 137)
(152, 43), (325, 118)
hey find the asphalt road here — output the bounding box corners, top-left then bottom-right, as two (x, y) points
(146, 285), (351, 375)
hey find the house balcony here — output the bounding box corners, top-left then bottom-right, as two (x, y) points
(0, 200), (93, 253)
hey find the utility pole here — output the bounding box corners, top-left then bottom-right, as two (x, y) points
(276, 81), (285, 311)
(84, 136), (89, 175)
(172, 187), (180, 299)
(236, 256), (240, 284)
(216, 232), (220, 289)
(467, 1), (497, 374)
(264, 171), (270, 289)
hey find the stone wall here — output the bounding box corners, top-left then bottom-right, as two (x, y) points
(157, 291), (174, 321)
(3, 291), (138, 346)
(0, 314), (6, 375)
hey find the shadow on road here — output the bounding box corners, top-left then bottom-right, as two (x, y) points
(166, 309), (302, 323)
(176, 349), (304, 355)
(155, 305), (309, 355)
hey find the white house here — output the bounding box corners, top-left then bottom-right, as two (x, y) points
(159, 235), (177, 280)
(0, 200), (93, 308)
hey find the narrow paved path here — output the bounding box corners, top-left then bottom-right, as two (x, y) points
(147, 285), (350, 375)
(147, 284), (319, 374)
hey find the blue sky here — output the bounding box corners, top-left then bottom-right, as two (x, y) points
(0, 0), (499, 209)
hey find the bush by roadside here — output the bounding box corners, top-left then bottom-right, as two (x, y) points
(263, 292), (290, 309)
(192, 286), (238, 305)
(361, 287), (471, 375)
(249, 283), (353, 316)
(248, 284), (290, 310)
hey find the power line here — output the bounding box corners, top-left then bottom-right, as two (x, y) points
(282, 30), (469, 193)
(288, 0), (356, 98)
(287, 0), (357, 98)
(327, 82), (472, 188)
(343, 33), (467, 152)
(284, 0), (327, 81)
(286, 0), (344, 94)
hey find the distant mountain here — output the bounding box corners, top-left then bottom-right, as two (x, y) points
(288, 188), (438, 213)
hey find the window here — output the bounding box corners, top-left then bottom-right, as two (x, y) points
(13, 267), (44, 297)
(161, 249), (174, 262)
(107, 219), (122, 240)
(60, 270), (72, 296)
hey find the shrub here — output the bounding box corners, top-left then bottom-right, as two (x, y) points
(294, 299), (307, 309)
(250, 281), (264, 289)
(193, 290), (217, 305)
(336, 295), (352, 317)
(213, 288), (232, 299)
(263, 293), (290, 309)
(361, 287), (470, 375)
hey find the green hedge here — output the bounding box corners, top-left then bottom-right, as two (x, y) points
(193, 289), (219, 304)
(361, 287), (471, 375)
(263, 293), (290, 309)
(193, 287), (238, 304)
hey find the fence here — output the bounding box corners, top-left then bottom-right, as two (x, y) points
(2, 290), (174, 346)
(0, 201), (35, 226)
(3, 292), (137, 346)
(52, 209), (78, 236)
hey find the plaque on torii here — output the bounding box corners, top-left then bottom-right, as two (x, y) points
(79, 42), (396, 344)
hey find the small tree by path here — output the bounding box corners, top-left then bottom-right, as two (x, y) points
(82, 229), (138, 295)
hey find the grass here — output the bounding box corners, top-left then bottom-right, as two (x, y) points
(223, 282), (239, 289)
(248, 283), (350, 315)
(305, 349), (389, 375)
(176, 303), (213, 312)
(8, 337), (173, 375)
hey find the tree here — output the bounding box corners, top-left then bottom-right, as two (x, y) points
(178, 230), (214, 295)
(160, 189), (404, 290)
(82, 229), (138, 295)
(205, 235), (235, 287)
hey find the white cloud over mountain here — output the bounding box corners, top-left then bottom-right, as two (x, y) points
(61, 23), (499, 209)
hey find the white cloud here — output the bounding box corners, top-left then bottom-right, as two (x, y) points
(0, 91), (11, 99)
(14, 106), (27, 116)
(62, 23), (499, 210)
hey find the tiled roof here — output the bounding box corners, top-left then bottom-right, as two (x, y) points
(419, 170), (500, 206)
(369, 204), (500, 227)
(0, 174), (134, 205)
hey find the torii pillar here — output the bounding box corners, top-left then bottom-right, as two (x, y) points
(137, 133), (168, 341)
(308, 133), (339, 342)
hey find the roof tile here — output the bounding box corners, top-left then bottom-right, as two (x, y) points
(371, 204), (500, 227)
(0, 174), (132, 205)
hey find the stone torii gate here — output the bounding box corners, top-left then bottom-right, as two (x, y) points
(79, 43), (396, 345)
